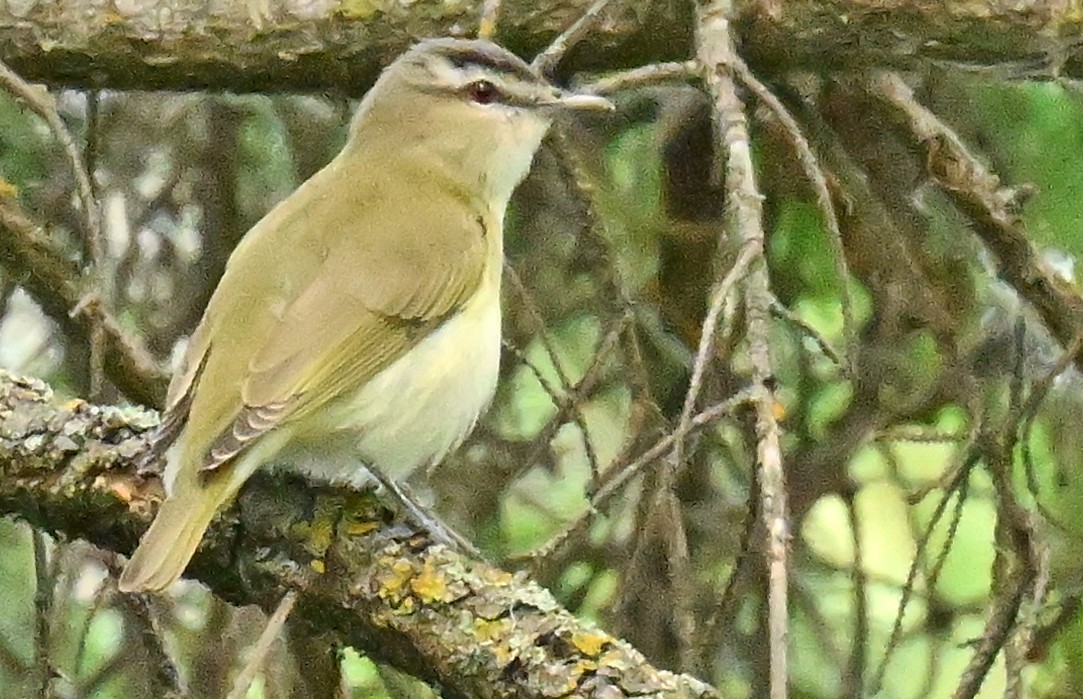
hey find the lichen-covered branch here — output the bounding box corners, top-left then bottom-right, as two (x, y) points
(0, 370), (719, 699)
(0, 1), (1081, 95)
(738, 0), (1078, 78)
(0, 0), (683, 95)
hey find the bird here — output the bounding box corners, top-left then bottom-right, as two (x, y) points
(118, 37), (613, 592)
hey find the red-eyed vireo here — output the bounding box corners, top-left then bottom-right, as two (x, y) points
(118, 38), (613, 592)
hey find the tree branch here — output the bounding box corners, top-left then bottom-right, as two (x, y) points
(873, 71), (1083, 369)
(0, 195), (167, 407)
(1, 1), (1082, 94)
(0, 370), (719, 699)
(0, 0), (684, 95)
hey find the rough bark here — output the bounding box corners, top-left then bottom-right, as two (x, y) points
(0, 369), (718, 699)
(0, 1), (1077, 96)
(0, 0), (690, 95)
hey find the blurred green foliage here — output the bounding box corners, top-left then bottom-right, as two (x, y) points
(2, 71), (1083, 699)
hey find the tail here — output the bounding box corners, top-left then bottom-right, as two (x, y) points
(118, 480), (233, 593)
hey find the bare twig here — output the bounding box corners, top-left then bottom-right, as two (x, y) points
(953, 453), (1037, 698)
(1016, 334), (1082, 440)
(871, 454), (977, 692)
(477, 0), (503, 39)
(670, 239), (757, 472)
(521, 390), (754, 563)
(523, 315), (625, 490)
(228, 591), (297, 699)
(577, 61), (700, 94)
(843, 490), (867, 699)
(0, 194), (167, 406)
(72, 574), (110, 678)
(32, 529), (54, 698)
(874, 426), (968, 444)
(732, 56), (856, 376)
(769, 298), (846, 368)
(504, 264), (601, 483)
(699, 488), (757, 672)
(1003, 537), (1049, 699)
(697, 5), (789, 698)
(532, 0), (612, 74)
(77, 648), (130, 696)
(924, 475), (970, 595)
(83, 89), (106, 400)
(117, 592), (187, 697)
(0, 60), (101, 258)
(875, 70), (1083, 372)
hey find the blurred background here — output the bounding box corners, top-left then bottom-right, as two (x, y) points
(1, 64), (1083, 698)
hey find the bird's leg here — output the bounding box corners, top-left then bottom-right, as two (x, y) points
(368, 468), (484, 560)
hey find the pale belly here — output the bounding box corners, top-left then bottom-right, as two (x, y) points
(277, 274), (502, 485)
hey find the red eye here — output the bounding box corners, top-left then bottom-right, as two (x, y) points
(466, 80), (499, 104)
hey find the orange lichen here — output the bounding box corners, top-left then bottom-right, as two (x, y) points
(472, 617), (510, 643)
(571, 631), (609, 657)
(343, 520), (381, 536)
(376, 558), (415, 603)
(410, 561), (450, 603)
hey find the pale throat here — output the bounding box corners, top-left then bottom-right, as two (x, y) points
(476, 113), (552, 205)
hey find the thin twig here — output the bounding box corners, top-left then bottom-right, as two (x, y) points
(32, 529), (54, 698)
(697, 5), (789, 698)
(871, 454), (977, 692)
(519, 390), (753, 563)
(732, 56), (856, 377)
(670, 239), (757, 472)
(532, 0), (612, 74)
(477, 0), (504, 39)
(73, 577), (111, 677)
(700, 488), (758, 672)
(769, 298), (845, 368)
(843, 489), (867, 699)
(1008, 537), (1050, 696)
(84, 90), (106, 400)
(78, 632), (141, 696)
(1015, 333), (1082, 441)
(0, 60), (101, 258)
(924, 471), (970, 597)
(524, 315), (624, 489)
(953, 445), (1036, 699)
(117, 591), (187, 697)
(228, 591), (298, 699)
(576, 61), (700, 94)
(874, 426), (968, 444)
(504, 264), (601, 483)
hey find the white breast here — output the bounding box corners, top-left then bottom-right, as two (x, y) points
(280, 253), (503, 485)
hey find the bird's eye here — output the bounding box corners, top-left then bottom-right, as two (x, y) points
(466, 80), (500, 104)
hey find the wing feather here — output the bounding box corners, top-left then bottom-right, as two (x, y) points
(165, 153), (491, 479)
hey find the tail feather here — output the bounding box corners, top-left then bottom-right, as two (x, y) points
(118, 482), (232, 593)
